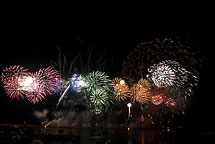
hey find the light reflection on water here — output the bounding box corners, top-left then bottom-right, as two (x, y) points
(0, 125), (215, 143)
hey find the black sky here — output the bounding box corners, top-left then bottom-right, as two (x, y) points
(0, 11), (213, 130)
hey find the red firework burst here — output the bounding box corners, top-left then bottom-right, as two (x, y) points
(1, 66), (60, 104)
(151, 95), (163, 105)
(26, 67), (60, 104)
(1, 65), (29, 99)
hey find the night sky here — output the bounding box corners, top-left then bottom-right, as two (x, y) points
(0, 12), (213, 130)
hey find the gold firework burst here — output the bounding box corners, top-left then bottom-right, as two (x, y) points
(130, 80), (152, 104)
(112, 77), (130, 101)
(138, 78), (151, 90)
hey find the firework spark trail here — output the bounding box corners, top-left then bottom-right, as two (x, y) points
(56, 84), (71, 108)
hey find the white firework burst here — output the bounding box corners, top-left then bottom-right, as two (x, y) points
(147, 60), (188, 88)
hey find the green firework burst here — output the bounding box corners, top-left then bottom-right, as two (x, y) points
(84, 71), (113, 114)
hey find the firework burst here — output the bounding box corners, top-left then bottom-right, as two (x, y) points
(151, 95), (163, 105)
(129, 78), (152, 104)
(121, 38), (201, 86)
(112, 77), (130, 101)
(121, 38), (201, 125)
(90, 89), (109, 106)
(1, 65), (29, 99)
(147, 60), (188, 88)
(69, 74), (86, 92)
(138, 78), (151, 90)
(1, 65), (60, 104)
(84, 71), (113, 114)
(85, 71), (112, 92)
(26, 67), (60, 104)
(130, 83), (151, 104)
(25, 81), (46, 104)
